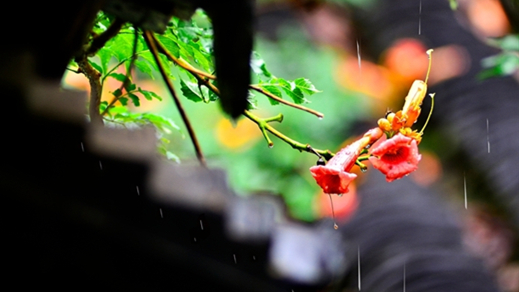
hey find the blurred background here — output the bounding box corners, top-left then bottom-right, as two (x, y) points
(62, 0), (519, 290)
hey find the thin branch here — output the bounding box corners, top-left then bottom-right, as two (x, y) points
(243, 110), (334, 160)
(143, 30), (207, 167)
(76, 55), (103, 125)
(249, 85), (324, 118)
(87, 18), (125, 56)
(66, 67), (82, 74)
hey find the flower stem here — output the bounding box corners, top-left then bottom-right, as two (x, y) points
(249, 85), (324, 118)
(357, 155), (370, 162)
(425, 49), (434, 84)
(243, 110), (334, 160)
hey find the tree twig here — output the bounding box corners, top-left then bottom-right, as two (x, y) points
(243, 110), (334, 160)
(249, 85), (324, 118)
(76, 55), (103, 125)
(143, 30), (207, 167)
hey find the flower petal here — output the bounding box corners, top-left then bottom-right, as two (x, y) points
(310, 165), (357, 194)
(369, 133), (421, 182)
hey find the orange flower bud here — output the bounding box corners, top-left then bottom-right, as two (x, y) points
(377, 118), (392, 132)
(386, 112), (395, 124)
(401, 80), (427, 127)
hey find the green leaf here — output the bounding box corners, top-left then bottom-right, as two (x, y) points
(258, 84), (282, 105)
(149, 91), (163, 101)
(165, 151), (180, 163)
(134, 59), (154, 79)
(139, 51), (160, 72)
(138, 88), (153, 101)
(107, 105), (128, 115)
(495, 35), (519, 51)
(156, 34), (181, 58)
(480, 52), (519, 78)
(449, 0), (458, 10)
(285, 86), (306, 104)
(106, 33), (135, 63)
(247, 91), (258, 109)
(99, 101), (109, 112)
(190, 42), (213, 72)
(251, 52), (272, 78)
(269, 78), (306, 104)
(128, 92), (140, 106)
(112, 88), (123, 98)
(108, 72), (127, 82)
(294, 78), (320, 95)
(160, 137), (170, 144)
(208, 90), (219, 102)
(125, 82), (136, 92)
(88, 60), (103, 75)
(142, 113), (180, 134)
(119, 97), (128, 106)
(97, 47), (113, 74)
(180, 79), (203, 102)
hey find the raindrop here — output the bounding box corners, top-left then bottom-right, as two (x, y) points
(194, 237), (197, 242)
(200, 219), (204, 230)
(418, 0), (422, 35)
(99, 160), (103, 170)
(136, 186), (140, 196)
(80, 142), (84, 152)
(487, 118), (490, 153)
(403, 263), (406, 292)
(316, 158), (325, 166)
(356, 39), (361, 71)
(233, 254), (237, 264)
(358, 246), (361, 291)
(268, 144), (274, 149)
(338, 193), (343, 197)
(328, 194), (338, 230)
(252, 255), (256, 260)
(318, 116), (323, 120)
(464, 173), (468, 210)
(159, 208), (164, 218)
(360, 166), (368, 173)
